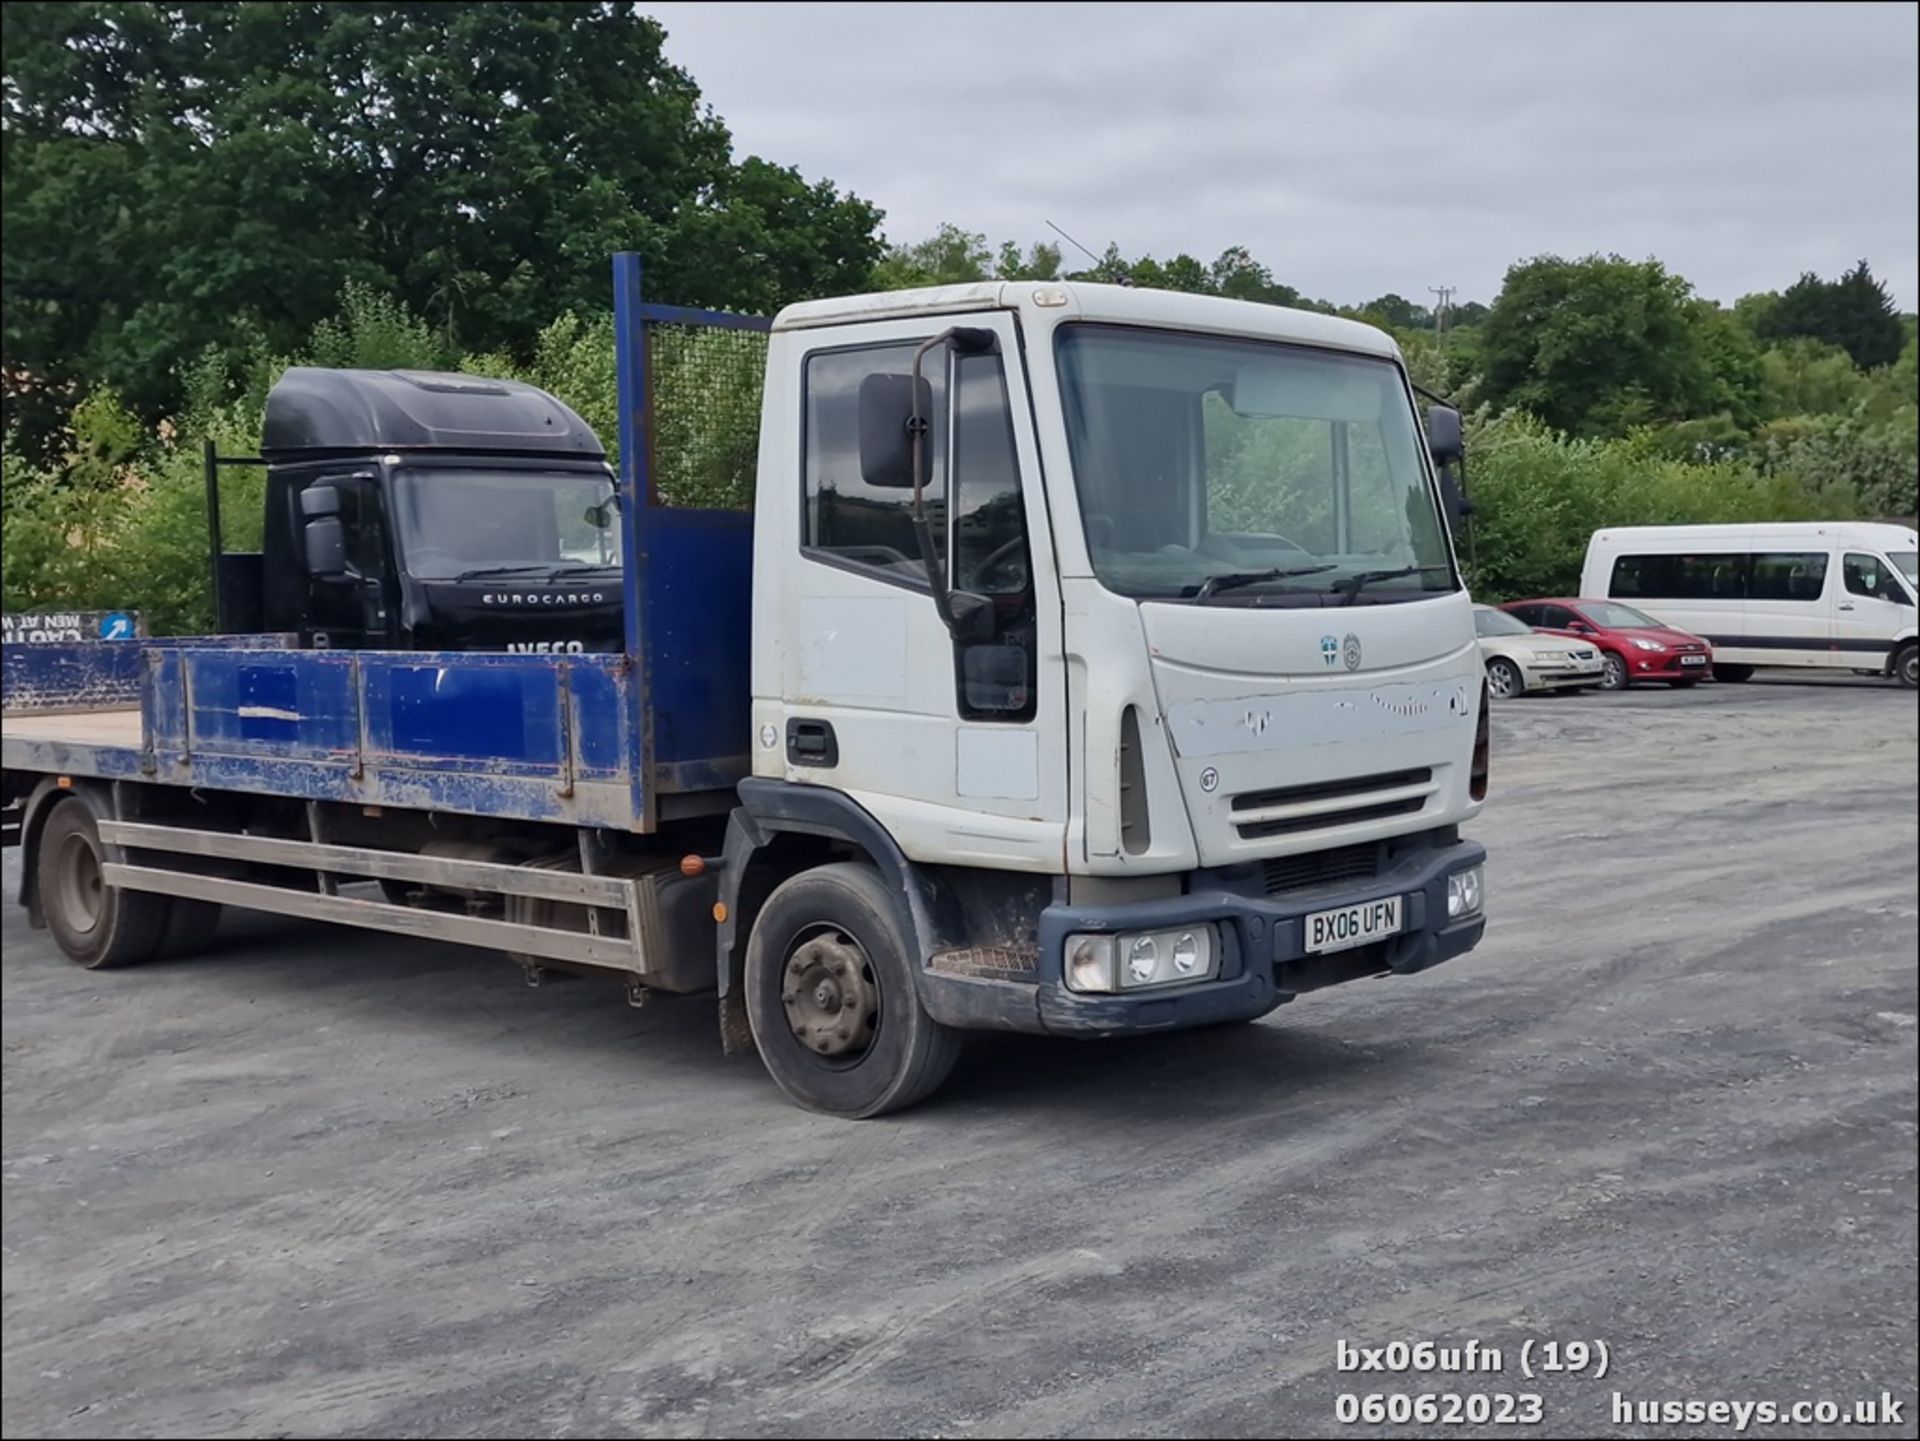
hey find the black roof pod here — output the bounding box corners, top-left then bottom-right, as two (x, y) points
(261, 368), (607, 460)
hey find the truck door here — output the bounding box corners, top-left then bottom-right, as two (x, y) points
(763, 312), (1068, 870)
(1834, 551), (1914, 663)
(305, 478), (398, 649)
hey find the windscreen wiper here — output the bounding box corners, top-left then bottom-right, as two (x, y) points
(450, 562), (620, 583)
(1334, 564), (1452, 606)
(1188, 564), (1337, 601)
(451, 564), (564, 582)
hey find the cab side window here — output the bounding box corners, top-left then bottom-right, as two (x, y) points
(802, 344), (946, 587)
(1845, 553), (1911, 605)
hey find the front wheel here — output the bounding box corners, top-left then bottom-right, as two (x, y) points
(1895, 644), (1918, 690)
(1712, 664), (1755, 684)
(36, 795), (171, 969)
(744, 862), (960, 1118)
(1599, 652), (1629, 691)
(1485, 658), (1524, 700)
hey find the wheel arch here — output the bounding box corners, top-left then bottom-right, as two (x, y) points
(716, 779), (942, 1054)
(14, 777), (112, 926)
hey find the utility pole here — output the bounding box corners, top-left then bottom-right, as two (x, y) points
(1428, 285), (1455, 340)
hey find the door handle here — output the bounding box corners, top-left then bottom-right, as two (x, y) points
(1838, 603), (1856, 611)
(786, 718), (839, 768)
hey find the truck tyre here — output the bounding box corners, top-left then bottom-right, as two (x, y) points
(36, 796), (170, 970)
(1712, 664), (1754, 684)
(157, 899), (223, 959)
(1895, 643), (1918, 690)
(1484, 658), (1523, 700)
(1599, 652), (1628, 691)
(744, 862), (960, 1118)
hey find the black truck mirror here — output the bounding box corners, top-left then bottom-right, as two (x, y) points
(858, 373), (931, 488)
(300, 483), (342, 519)
(304, 516), (347, 577)
(1426, 404), (1464, 466)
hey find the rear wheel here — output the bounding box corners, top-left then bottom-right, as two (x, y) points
(1485, 658), (1523, 700)
(1599, 652), (1629, 691)
(157, 899), (223, 958)
(1712, 663), (1755, 684)
(1895, 644), (1918, 690)
(36, 796), (170, 969)
(745, 862), (960, 1118)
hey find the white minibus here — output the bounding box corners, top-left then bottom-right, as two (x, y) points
(1581, 523), (1917, 688)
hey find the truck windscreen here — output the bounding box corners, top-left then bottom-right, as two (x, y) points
(392, 468), (621, 581)
(1055, 325), (1457, 605)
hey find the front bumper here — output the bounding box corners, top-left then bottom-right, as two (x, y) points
(1627, 650), (1711, 680)
(916, 832), (1487, 1037)
(1525, 662), (1604, 690)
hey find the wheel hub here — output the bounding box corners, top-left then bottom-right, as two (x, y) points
(781, 931), (879, 1059)
(56, 832), (104, 934)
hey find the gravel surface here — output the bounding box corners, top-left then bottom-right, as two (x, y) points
(4, 674), (1916, 1439)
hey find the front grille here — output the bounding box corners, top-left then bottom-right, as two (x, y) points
(1262, 841), (1382, 896)
(1237, 795), (1427, 839)
(1232, 767), (1432, 814)
(1231, 766), (1434, 841)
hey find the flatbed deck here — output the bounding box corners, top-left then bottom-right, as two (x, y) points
(2, 640), (743, 832)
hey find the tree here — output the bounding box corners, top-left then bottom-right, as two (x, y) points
(1125, 253), (1214, 294)
(1359, 293), (1432, 332)
(873, 224), (992, 288)
(995, 240), (1062, 281)
(1755, 261), (1904, 370)
(1209, 246), (1302, 307)
(1475, 254), (1763, 437)
(1759, 338), (1866, 420)
(1, 2), (883, 453)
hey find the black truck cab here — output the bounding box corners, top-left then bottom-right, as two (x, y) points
(223, 367), (625, 653)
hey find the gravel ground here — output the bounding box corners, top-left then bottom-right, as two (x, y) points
(3, 674), (1916, 1439)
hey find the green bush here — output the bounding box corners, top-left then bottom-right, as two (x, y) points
(1460, 412), (1855, 601)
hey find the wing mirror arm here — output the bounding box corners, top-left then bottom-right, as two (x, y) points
(907, 326), (999, 641)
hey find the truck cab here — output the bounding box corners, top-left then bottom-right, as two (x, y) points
(235, 367), (624, 653)
(726, 280), (1490, 1106)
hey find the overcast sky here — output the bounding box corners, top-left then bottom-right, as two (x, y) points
(645, 1), (1919, 310)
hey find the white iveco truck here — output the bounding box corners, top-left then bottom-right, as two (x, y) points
(3, 272), (1491, 1117)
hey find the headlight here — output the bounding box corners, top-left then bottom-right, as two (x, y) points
(1446, 866), (1484, 919)
(1064, 925), (1219, 993)
(1630, 637), (1666, 652)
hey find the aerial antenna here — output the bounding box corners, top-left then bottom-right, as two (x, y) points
(1047, 220), (1131, 286)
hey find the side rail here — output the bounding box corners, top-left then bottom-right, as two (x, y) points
(98, 818), (653, 978)
(15, 776), (718, 996)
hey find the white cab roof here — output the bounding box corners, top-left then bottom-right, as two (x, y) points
(773, 280), (1401, 360)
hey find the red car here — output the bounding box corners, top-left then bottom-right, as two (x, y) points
(1499, 598), (1713, 691)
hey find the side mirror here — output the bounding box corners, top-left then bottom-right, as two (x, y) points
(1426, 405), (1464, 466)
(858, 372), (932, 489)
(300, 484), (342, 519)
(305, 516), (347, 577)
(1437, 466), (1473, 522)
(1568, 620), (1594, 634)
(947, 590), (997, 644)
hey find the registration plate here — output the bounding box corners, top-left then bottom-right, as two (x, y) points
(1681, 654), (1707, 666)
(1306, 896), (1404, 954)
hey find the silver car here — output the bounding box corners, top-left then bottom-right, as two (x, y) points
(1473, 605), (1605, 697)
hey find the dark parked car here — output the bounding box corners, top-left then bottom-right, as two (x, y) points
(1500, 598), (1713, 690)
